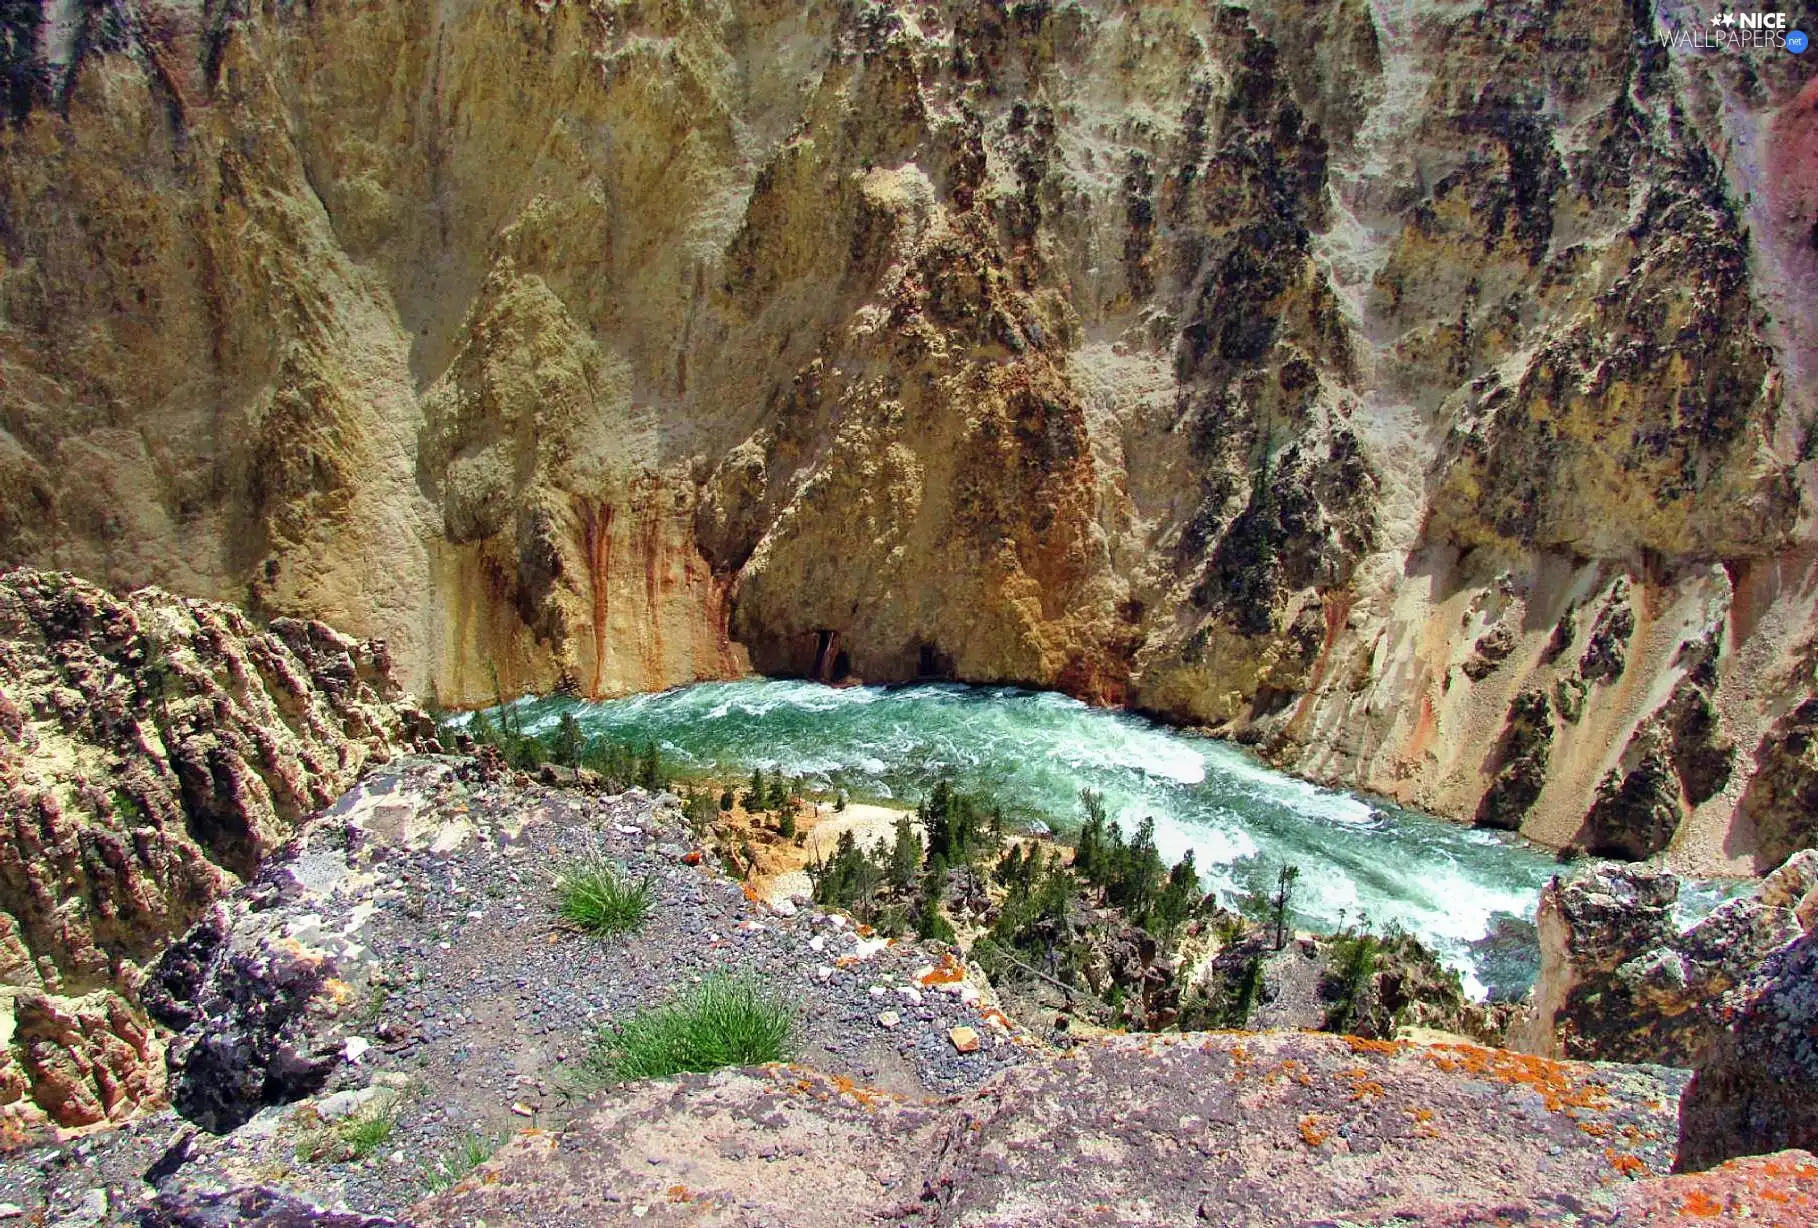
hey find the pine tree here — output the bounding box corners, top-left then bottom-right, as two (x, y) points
(916, 856), (956, 942)
(1075, 789), (1107, 880)
(1271, 864), (1301, 951)
(995, 842), (1025, 887)
(554, 712), (582, 768)
(637, 741), (664, 792)
(743, 769), (763, 812)
(1115, 816), (1167, 923)
(1152, 850), (1201, 937)
(888, 812), (922, 890)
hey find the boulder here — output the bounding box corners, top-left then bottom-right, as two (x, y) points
(1508, 858), (1810, 1064)
(1676, 929), (1818, 1171)
(413, 1033), (1688, 1226)
(139, 1186), (402, 1227)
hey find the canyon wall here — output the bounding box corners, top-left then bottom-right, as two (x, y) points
(1, 0), (1816, 870)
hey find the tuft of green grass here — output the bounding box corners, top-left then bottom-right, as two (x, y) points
(296, 1102), (398, 1164)
(341, 1107), (397, 1158)
(553, 857), (652, 936)
(584, 976), (793, 1083)
(424, 1130), (504, 1192)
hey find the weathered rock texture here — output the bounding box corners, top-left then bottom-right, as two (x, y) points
(1, 1), (1817, 870)
(1676, 927), (1818, 1172)
(1511, 853), (1818, 1125)
(415, 1031), (1694, 1226)
(0, 568), (417, 1136)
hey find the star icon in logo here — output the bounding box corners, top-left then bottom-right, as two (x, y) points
(1723, 11), (1737, 24)
(1711, 12), (1723, 23)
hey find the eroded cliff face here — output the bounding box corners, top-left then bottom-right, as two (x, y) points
(1, 0), (1815, 868)
(0, 569), (419, 1136)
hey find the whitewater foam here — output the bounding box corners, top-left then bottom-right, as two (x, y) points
(483, 680), (1567, 998)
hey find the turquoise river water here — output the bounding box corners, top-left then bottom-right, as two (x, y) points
(481, 680), (1740, 1000)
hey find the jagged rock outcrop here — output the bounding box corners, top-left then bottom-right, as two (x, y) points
(0, 568), (419, 1135)
(1474, 686), (1553, 831)
(0, 1), (1813, 868)
(1511, 853), (1818, 1068)
(1735, 697), (1818, 873)
(1579, 734), (1684, 861)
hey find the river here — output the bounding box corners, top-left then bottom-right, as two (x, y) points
(480, 680), (1612, 999)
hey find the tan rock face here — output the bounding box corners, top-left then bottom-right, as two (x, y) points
(0, 1), (1814, 867)
(0, 568), (419, 1132)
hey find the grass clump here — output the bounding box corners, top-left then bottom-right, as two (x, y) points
(296, 1102), (398, 1163)
(585, 976), (793, 1083)
(342, 1108), (397, 1158)
(424, 1130), (504, 1192)
(554, 857), (652, 936)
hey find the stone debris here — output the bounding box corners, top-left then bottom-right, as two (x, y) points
(0, 758), (1031, 1220)
(947, 1026), (980, 1054)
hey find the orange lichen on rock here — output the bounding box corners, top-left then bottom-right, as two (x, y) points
(1607, 1149), (1647, 1178)
(1405, 1106), (1440, 1139)
(1268, 1059), (1315, 1088)
(1298, 1114), (1333, 1147)
(827, 1074), (889, 1110)
(916, 953), (966, 986)
(1420, 1043), (1612, 1114)
(1343, 1037), (1408, 1056)
(1612, 1150), (1818, 1225)
(1679, 1188), (1724, 1217)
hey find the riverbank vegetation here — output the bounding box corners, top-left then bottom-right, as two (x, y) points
(435, 699), (1504, 1044)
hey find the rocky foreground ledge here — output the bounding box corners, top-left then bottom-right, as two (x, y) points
(0, 753), (1799, 1223)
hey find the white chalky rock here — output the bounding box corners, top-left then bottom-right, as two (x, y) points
(877, 1010), (901, 1029)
